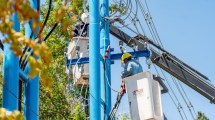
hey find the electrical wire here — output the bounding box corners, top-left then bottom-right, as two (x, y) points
(0, 81), (39, 116)
(108, 0), (124, 17)
(37, 0), (52, 39)
(159, 67), (188, 120)
(19, 0), (43, 66)
(67, 22), (88, 88)
(144, 0), (164, 47)
(136, 3), (187, 118)
(110, 0), (130, 19)
(136, 18), (146, 35)
(152, 64), (185, 120)
(113, 0), (138, 29)
(0, 40), (4, 51)
(177, 80), (197, 116)
(135, 0), (197, 119)
(112, 0), (193, 119)
(21, 23), (59, 70)
(136, 0), (157, 43)
(65, 24), (89, 113)
(18, 0), (41, 111)
(145, 2), (197, 118)
(172, 76), (196, 119)
(120, 0), (133, 22)
(20, 0), (55, 70)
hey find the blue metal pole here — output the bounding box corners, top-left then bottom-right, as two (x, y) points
(100, 1), (105, 119)
(2, 13), (20, 111)
(100, 0), (111, 119)
(24, 0), (39, 119)
(104, 1), (111, 120)
(89, 0), (101, 119)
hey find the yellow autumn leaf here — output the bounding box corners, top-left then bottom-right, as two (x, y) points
(14, 50), (23, 56)
(61, 19), (71, 31)
(40, 42), (52, 65)
(28, 40), (36, 48)
(71, 15), (77, 23)
(0, 107), (6, 114)
(17, 37), (25, 42)
(55, 7), (66, 23)
(0, 53), (3, 62)
(28, 56), (38, 78)
(13, 31), (23, 37)
(29, 67), (39, 79)
(36, 59), (43, 71)
(33, 44), (40, 56)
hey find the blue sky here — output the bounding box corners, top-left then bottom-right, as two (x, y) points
(110, 0), (215, 119)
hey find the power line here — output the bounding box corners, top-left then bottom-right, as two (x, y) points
(160, 69), (189, 120)
(136, 0), (197, 119)
(136, 0), (157, 42)
(0, 40), (4, 51)
(144, 0), (164, 47)
(177, 80), (197, 116)
(172, 76), (196, 119)
(136, 0), (189, 118)
(0, 81), (39, 116)
(152, 64), (186, 120)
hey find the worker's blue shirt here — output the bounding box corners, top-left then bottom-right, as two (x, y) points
(122, 59), (143, 78)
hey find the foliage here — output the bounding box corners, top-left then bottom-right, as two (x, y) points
(196, 112), (209, 120)
(0, 0), (119, 119)
(0, 0), (87, 119)
(0, 108), (24, 120)
(39, 0), (87, 119)
(109, 3), (127, 14)
(0, 0), (51, 79)
(116, 113), (131, 120)
(0, 53), (2, 107)
(0, 0), (83, 80)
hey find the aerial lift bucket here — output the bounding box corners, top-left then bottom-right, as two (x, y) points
(124, 71), (164, 120)
(67, 37), (89, 86)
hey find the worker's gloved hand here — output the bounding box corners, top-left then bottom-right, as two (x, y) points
(121, 72), (125, 79)
(120, 80), (126, 93)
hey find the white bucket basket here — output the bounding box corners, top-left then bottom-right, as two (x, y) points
(67, 37), (89, 86)
(124, 71), (164, 120)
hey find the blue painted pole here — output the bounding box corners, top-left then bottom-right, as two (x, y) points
(100, 0), (111, 119)
(2, 13), (20, 111)
(24, 0), (39, 119)
(100, 2), (105, 119)
(89, 0), (101, 119)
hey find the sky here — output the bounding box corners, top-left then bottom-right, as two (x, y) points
(110, 0), (215, 119)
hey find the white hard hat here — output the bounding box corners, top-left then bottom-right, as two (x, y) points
(81, 12), (89, 24)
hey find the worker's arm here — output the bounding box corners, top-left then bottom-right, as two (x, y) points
(121, 62), (133, 78)
(121, 71), (132, 78)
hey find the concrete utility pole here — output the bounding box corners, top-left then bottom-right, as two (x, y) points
(89, 0), (101, 119)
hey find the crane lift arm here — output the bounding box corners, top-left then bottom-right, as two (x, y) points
(110, 25), (215, 103)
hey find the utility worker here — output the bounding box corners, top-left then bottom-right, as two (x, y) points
(121, 53), (143, 78)
(72, 13), (89, 37)
(120, 52), (143, 93)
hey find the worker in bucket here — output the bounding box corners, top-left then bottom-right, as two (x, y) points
(72, 12), (89, 37)
(120, 52), (143, 92)
(121, 52), (143, 78)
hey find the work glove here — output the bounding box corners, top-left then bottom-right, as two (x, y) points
(120, 79), (126, 93)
